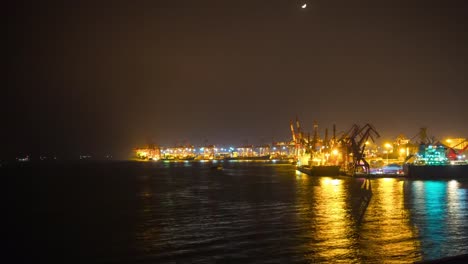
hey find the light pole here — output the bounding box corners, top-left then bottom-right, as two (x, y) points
(384, 143), (392, 164)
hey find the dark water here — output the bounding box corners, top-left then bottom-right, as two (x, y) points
(5, 161), (468, 263)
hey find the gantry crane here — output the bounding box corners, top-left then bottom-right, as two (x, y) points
(339, 124), (380, 175)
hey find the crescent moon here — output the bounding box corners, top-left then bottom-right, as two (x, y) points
(302, 4), (307, 9)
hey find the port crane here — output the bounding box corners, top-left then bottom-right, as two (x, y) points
(446, 140), (468, 161)
(410, 127), (437, 145)
(339, 124), (380, 175)
(290, 116), (310, 157)
(290, 120), (297, 144)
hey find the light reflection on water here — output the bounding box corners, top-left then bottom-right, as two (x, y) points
(360, 178), (421, 262)
(129, 163), (468, 263)
(407, 179), (468, 260)
(295, 175), (357, 262)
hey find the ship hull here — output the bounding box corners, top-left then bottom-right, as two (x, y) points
(297, 165), (341, 176)
(404, 164), (468, 178)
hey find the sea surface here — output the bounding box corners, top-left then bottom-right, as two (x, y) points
(5, 161), (468, 263)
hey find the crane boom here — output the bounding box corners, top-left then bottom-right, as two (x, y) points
(290, 121), (296, 143)
(447, 140), (468, 160)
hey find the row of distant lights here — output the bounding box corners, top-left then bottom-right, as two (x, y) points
(16, 155), (112, 161)
(161, 146), (289, 154)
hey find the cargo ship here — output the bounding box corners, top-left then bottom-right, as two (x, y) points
(404, 164), (468, 178)
(404, 143), (468, 178)
(295, 151), (342, 176)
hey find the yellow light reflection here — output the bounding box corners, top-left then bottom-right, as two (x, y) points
(136, 182), (160, 252)
(446, 180), (461, 240)
(360, 179), (421, 261)
(295, 177), (357, 261)
(314, 178), (354, 260)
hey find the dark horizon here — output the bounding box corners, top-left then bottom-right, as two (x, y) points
(6, 0), (468, 159)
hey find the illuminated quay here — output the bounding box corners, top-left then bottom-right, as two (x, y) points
(134, 143), (296, 162)
(134, 120), (468, 179)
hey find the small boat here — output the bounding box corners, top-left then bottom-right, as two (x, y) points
(211, 164), (223, 170)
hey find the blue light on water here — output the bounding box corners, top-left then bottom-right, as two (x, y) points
(410, 180), (468, 260)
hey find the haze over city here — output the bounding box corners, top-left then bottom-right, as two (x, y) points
(6, 0), (468, 159)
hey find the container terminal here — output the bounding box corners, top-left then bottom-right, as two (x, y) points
(134, 117), (468, 178)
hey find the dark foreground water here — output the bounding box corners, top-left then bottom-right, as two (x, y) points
(5, 161), (468, 263)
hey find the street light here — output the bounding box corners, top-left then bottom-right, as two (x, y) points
(399, 148), (406, 161)
(384, 143), (392, 164)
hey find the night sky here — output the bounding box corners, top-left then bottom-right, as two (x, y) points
(6, 0), (468, 159)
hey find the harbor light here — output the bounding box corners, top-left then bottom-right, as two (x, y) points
(384, 143), (392, 164)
